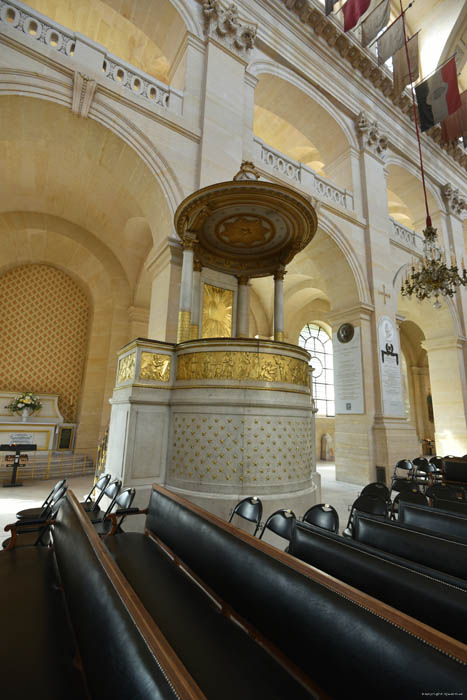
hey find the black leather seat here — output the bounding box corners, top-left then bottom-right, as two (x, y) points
(0, 547), (86, 699)
(137, 487), (467, 698)
(228, 496), (262, 536)
(302, 503), (339, 533)
(391, 488), (427, 519)
(86, 478), (121, 523)
(93, 487), (137, 535)
(80, 472), (111, 512)
(343, 493), (388, 536)
(259, 508), (296, 543)
(353, 511), (467, 579)
(399, 500), (467, 541)
(105, 533), (312, 700)
(16, 479), (66, 520)
(289, 521), (467, 643)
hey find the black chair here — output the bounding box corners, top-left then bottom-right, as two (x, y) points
(228, 496), (263, 536)
(94, 488), (137, 535)
(81, 473), (111, 512)
(3, 493), (68, 549)
(426, 483), (467, 503)
(16, 479), (66, 520)
(360, 482), (390, 503)
(430, 456), (443, 470)
(343, 494), (388, 537)
(391, 488), (428, 519)
(302, 503), (339, 534)
(389, 459), (415, 498)
(259, 509), (296, 543)
(86, 479), (122, 523)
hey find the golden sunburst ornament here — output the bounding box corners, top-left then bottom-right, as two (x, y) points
(202, 284), (233, 338)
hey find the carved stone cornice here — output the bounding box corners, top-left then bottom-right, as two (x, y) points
(356, 111), (388, 157)
(280, 0), (467, 173)
(202, 1), (257, 52)
(442, 184), (467, 217)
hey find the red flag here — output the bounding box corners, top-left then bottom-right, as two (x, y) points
(342, 0), (371, 32)
(415, 58), (461, 132)
(441, 90), (467, 143)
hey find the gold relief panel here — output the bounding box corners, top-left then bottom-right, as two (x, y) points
(140, 352), (171, 382)
(202, 284), (233, 338)
(117, 353), (136, 384)
(176, 351), (309, 386)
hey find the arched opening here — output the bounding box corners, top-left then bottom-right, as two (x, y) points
(0, 95), (177, 450)
(0, 263), (90, 423)
(22, 0), (188, 85)
(254, 74), (353, 190)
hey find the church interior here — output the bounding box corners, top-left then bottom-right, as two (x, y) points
(1, 0), (467, 697)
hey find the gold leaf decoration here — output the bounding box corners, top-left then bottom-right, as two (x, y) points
(117, 353), (136, 384)
(140, 352), (171, 382)
(202, 284), (233, 338)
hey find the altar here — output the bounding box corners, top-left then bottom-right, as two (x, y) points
(0, 392), (75, 451)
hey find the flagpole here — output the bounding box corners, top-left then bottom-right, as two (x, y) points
(399, 0), (431, 227)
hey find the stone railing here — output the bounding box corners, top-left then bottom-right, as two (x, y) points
(390, 218), (424, 253)
(0, 0), (182, 114)
(254, 137), (354, 211)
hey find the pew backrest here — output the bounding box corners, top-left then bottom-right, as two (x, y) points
(289, 521), (467, 643)
(399, 500), (467, 541)
(54, 491), (206, 700)
(443, 458), (467, 484)
(144, 486), (467, 699)
(353, 511), (467, 579)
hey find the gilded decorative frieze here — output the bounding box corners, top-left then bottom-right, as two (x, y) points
(140, 352), (171, 382)
(117, 353), (136, 384)
(176, 351), (309, 386)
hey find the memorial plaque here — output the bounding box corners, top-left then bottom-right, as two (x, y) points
(378, 316), (404, 416)
(333, 325), (365, 414)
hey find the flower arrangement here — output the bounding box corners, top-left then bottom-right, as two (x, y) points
(5, 392), (42, 415)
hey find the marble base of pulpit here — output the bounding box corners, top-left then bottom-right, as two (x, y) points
(106, 338), (320, 519)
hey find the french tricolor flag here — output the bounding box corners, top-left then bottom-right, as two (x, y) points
(415, 58), (461, 132)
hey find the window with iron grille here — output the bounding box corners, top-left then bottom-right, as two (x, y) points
(298, 323), (335, 417)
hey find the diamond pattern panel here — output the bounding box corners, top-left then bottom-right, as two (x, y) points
(0, 264), (89, 421)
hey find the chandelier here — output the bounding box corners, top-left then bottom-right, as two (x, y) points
(401, 225), (467, 308)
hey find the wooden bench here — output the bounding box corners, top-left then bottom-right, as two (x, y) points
(399, 499), (467, 541)
(104, 485), (467, 699)
(0, 490), (206, 700)
(289, 520), (467, 643)
(353, 510), (467, 579)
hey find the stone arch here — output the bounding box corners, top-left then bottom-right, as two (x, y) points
(20, 0), (201, 83)
(385, 154), (445, 228)
(0, 213), (132, 449)
(0, 91), (185, 223)
(248, 59), (359, 152)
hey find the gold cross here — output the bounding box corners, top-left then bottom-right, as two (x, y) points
(378, 284), (391, 305)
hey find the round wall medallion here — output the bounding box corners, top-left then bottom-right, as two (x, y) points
(337, 323), (354, 343)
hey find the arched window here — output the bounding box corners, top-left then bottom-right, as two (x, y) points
(298, 323), (335, 416)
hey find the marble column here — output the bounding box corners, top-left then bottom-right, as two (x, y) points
(177, 235), (196, 343)
(236, 276), (250, 338)
(190, 260), (202, 339)
(274, 268), (286, 342)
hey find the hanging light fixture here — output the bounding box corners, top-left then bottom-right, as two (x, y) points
(401, 224), (467, 308)
(396, 2), (465, 309)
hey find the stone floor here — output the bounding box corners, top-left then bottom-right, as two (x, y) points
(0, 464), (362, 544)
(0, 474), (93, 545)
(316, 461), (362, 534)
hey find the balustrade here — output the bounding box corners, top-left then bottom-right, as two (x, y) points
(254, 137), (354, 211)
(0, 0), (181, 114)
